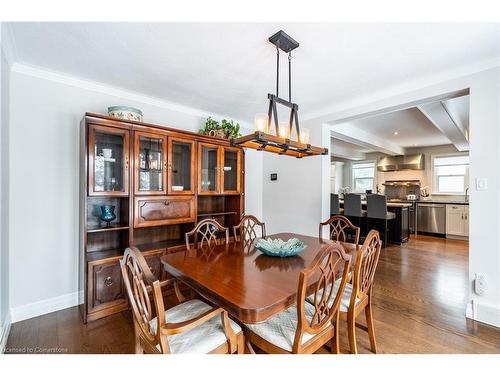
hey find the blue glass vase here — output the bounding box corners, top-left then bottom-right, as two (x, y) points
(100, 205), (116, 227)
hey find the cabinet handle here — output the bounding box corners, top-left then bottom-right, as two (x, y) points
(104, 276), (113, 287)
(164, 201), (171, 206)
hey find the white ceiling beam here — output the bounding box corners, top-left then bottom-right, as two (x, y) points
(330, 123), (405, 156)
(330, 140), (366, 161)
(417, 102), (469, 151)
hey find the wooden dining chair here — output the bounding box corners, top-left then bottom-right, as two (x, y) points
(185, 218), (230, 250)
(233, 215), (266, 242)
(120, 247), (244, 354)
(307, 229), (382, 354)
(319, 215), (360, 246)
(243, 243), (352, 354)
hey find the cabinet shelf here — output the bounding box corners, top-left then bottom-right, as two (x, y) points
(87, 225), (129, 233)
(197, 211), (238, 217)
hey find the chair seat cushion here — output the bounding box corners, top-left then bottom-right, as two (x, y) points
(244, 302), (326, 352)
(149, 299), (242, 354)
(306, 279), (359, 313)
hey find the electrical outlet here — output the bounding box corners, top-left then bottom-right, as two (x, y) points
(474, 274), (486, 296)
(475, 178), (488, 191)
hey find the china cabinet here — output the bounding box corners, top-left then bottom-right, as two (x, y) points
(80, 113), (244, 322)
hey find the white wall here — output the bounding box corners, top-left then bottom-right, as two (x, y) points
(7, 65), (263, 322)
(264, 67), (500, 327)
(0, 23), (12, 350)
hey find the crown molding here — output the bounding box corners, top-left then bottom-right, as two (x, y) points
(10, 62), (253, 130)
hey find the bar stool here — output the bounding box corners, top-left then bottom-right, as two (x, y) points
(366, 194), (395, 247)
(330, 193), (344, 216)
(344, 194), (367, 238)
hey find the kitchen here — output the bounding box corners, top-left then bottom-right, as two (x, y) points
(330, 94), (470, 246)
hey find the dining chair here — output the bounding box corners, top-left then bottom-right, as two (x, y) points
(120, 247), (243, 354)
(319, 215), (360, 247)
(307, 229), (382, 354)
(233, 215), (266, 242)
(243, 242), (352, 354)
(185, 218), (230, 250)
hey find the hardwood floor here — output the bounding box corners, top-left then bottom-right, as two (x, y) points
(5, 235), (500, 354)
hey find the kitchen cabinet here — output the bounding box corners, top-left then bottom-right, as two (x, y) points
(446, 204), (469, 238)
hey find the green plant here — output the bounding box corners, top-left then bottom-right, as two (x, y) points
(199, 117), (241, 139)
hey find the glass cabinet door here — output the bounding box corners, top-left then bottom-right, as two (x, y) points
(198, 143), (220, 194)
(89, 124), (129, 196)
(221, 147), (241, 194)
(134, 131), (167, 195)
(168, 138), (195, 194)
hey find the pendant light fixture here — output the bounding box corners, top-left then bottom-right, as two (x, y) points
(232, 30), (328, 158)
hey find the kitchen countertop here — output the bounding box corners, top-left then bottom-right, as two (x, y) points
(339, 200), (412, 208)
(415, 200), (469, 205)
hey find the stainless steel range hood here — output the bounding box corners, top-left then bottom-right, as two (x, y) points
(377, 154), (425, 172)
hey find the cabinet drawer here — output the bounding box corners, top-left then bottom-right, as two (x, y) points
(447, 204), (465, 213)
(134, 196), (196, 227)
(87, 257), (127, 315)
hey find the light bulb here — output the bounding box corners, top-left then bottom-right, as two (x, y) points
(299, 128), (310, 143)
(254, 114), (268, 133)
(278, 123), (290, 139)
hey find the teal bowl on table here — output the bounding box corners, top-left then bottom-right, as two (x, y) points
(255, 238), (306, 257)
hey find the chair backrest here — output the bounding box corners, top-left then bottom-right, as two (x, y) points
(185, 218), (229, 250)
(120, 247), (170, 353)
(233, 215), (266, 242)
(330, 194), (340, 215)
(350, 230), (382, 308)
(344, 194), (363, 217)
(319, 215), (360, 246)
(366, 194), (388, 219)
(294, 242), (351, 352)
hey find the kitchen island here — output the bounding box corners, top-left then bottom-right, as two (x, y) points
(339, 200), (411, 244)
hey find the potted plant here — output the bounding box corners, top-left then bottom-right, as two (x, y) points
(199, 117), (241, 139)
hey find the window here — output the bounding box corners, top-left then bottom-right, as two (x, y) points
(432, 154), (469, 194)
(352, 161), (375, 193)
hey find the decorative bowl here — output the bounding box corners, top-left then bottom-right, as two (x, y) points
(255, 238), (306, 257)
(108, 106), (143, 122)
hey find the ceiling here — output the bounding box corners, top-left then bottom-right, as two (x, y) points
(330, 95), (470, 159)
(7, 23), (499, 122)
(345, 107), (451, 147)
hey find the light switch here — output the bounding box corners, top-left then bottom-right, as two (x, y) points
(475, 178), (488, 191)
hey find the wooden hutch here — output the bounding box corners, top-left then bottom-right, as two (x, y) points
(79, 113), (244, 323)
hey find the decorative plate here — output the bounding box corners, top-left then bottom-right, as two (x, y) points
(255, 238), (306, 257)
(108, 106), (144, 122)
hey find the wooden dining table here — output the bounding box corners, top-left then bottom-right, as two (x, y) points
(160, 232), (357, 324)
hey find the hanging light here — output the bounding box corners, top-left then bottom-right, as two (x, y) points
(232, 30), (328, 158)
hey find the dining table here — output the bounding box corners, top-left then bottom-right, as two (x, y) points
(160, 232), (357, 324)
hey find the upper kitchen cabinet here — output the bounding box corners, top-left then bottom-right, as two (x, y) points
(133, 131), (168, 195)
(198, 143), (242, 195)
(88, 124), (130, 196)
(168, 137), (196, 195)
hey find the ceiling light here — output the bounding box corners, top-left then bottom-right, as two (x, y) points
(393, 131), (399, 135)
(232, 30), (327, 158)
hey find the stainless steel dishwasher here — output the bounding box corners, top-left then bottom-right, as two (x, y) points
(417, 203), (446, 234)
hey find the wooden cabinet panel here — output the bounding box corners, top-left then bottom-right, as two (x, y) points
(134, 196), (196, 227)
(168, 137), (196, 195)
(144, 250), (165, 280)
(87, 258), (127, 316)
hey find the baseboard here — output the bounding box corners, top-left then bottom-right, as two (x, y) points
(10, 291), (84, 324)
(466, 300), (500, 328)
(0, 312), (12, 353)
